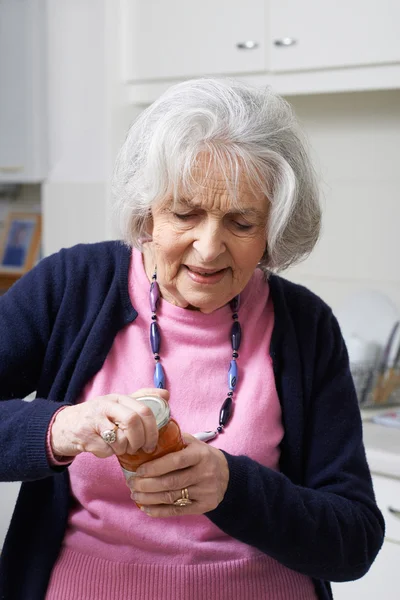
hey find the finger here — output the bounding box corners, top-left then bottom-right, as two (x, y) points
(112, 392), (167, 452)
(139, 503), (200, 518)
(130, 465), (201, 494)
(97, 394), (158, 454)
(135, 444), (198, 477)
(114, 395), (160, 453)
(86, 418), (122, 458)
(96, 400), (148, 455)
(181, 432), (199, 445)
(131, 485), (201, 506)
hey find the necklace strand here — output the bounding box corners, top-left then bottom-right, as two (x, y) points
(149, 268), (242, 441)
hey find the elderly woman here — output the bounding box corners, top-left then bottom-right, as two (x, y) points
(0, 78), (383, 600)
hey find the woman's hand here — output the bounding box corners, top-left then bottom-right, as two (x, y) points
(50, 388), (169, 459)
(128, 433), (230, 516)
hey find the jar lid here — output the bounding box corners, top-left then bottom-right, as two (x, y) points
(136, 395), (170, 430)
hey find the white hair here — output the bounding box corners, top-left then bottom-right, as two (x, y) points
(112, 78), (321, 272)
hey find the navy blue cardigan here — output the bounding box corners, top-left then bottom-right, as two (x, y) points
(0, 242), (384, 600)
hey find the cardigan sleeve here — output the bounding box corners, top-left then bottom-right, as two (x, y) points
(0, 254), (72, 482)
(206, 310), (385, 583)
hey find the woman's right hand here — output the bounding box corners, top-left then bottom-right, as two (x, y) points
(50, 388), (169, 459)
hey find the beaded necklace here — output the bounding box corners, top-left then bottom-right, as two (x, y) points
(149, 268), (242, 442)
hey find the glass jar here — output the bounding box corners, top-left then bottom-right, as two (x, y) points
(117, 395), (185, 481)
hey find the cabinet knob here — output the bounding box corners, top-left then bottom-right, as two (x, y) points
(236, 41), (259, 50)
(274, 38), (297, 47)
(388, 506), (400, 519)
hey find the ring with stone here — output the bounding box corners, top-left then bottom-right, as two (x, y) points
(101, 424), (118, 445)
(173, 488), (192, 507)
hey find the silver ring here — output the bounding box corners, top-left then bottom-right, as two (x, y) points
(101, 425), (118, 444)
(173, 488), (192, 507)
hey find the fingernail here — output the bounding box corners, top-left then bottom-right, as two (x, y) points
(130, 492), (139, 501)
(140, 506), (151, 515)
(143, 446), (156, 454)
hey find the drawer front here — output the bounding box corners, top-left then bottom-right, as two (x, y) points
(372, 474), (400, 543)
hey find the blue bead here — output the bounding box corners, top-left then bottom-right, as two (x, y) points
(150, 322), (161, 354)
(228, 360), (238, 389)
(154, 362), (165, 389)
(231, 321), (241, 351)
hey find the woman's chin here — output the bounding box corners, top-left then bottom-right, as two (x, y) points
(178, 291), (230, 313)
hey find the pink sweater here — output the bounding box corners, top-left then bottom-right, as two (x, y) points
(46, 249), (316, 600)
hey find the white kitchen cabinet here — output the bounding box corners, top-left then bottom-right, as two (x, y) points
(124, 0), (400, 102)
(332, 473), (400, 599)
(269, 0), (400, 73)
(0, 0), (47, 183)
(121, 0), (267, 82)
(332, 540), (400, 600)
(0, 482), (20, 551)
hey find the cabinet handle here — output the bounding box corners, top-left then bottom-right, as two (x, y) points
(274, 38), (297, 47)
(236, 41), (259, 50)
(0, 166), (24, 173)
(388, 506), (400, 519)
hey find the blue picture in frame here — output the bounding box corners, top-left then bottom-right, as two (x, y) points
(2, 220), (35, 268)
(0, 212), (41, 275)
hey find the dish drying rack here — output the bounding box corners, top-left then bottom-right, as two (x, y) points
(351, 363), (400, 407)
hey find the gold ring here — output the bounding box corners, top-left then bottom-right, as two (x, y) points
(173, 488), (192, 507)
(101, 424), (118, 444)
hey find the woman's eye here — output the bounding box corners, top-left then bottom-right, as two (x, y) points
(173, 213), (194, 221)
(234, 221), (253, 231)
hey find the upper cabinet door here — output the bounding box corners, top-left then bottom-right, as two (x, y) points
(123, 0), (266, 81)
(270, 0), (400, 72)
(0, 0), (27, 177)
(0, 0), (47, 183)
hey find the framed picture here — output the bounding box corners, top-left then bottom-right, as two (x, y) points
(0, 212), (41, 276)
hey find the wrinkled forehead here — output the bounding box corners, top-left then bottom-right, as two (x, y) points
(165, 152), (269, 212)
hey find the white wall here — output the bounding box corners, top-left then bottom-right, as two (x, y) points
(42, 0), (137, 255)
(285, 90), (400, 313)
(42, 0), (108, 255)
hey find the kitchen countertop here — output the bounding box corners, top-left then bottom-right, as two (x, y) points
(361, 409), (400, 479)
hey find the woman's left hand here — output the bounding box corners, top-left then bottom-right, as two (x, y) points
(127, 433), (229, 517)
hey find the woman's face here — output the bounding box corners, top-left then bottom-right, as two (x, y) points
(143, 165), (269, 313)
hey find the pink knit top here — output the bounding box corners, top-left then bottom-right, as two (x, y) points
(46, 249), (317, 600)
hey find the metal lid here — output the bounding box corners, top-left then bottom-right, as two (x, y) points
(136, 395), (170, 430)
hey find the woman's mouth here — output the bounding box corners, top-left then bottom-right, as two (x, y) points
(184, 265), (227, 284)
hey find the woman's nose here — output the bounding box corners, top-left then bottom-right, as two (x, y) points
(192, 222), (226, 263)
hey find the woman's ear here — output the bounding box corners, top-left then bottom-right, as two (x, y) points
(138, 234), (153, 244)
(139, 217), (154, 244)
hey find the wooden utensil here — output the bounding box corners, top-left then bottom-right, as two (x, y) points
(372, 321), (400, 404)
(379, 337), (400, 404)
